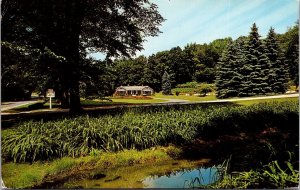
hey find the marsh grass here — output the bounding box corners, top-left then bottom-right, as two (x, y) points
(205, 160), (299, 189)
(198, 152), (299, 189)
(2, 100), (298, 163)
(47, 157), (78, 174)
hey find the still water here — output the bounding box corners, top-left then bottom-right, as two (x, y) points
(143, 167), (220, 188)
(61, 159), (222, 188)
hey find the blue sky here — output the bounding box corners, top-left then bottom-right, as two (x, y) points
(90, 0), (299, 59)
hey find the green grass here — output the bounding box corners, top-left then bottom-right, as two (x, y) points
(202, 159), (299, 189)
(2, 147), (173, 188)
(2, 100), (298, 163)
(154, 92), (217, 101)
(236, 97), (299, 106)
(80, 99), (119, 106)
(3, 98), (167, 113)
(111, 98), (166, 104)
(81, 98), (167, 106)
(2, 101), (60, 113)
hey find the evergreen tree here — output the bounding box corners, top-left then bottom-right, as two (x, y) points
(245, 23), (270, 95)
(216, 39), (244, 98)
(161, 71), (172, 95)
(238, 37), (254, 97)
(265, 27), (289, 93)
(233, 38), (247, 97)
(216, 40), (236, 98)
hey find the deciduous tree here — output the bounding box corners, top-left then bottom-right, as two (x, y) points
(2, 0), (164, 113)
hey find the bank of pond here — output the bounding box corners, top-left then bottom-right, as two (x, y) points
(2, 100), (299, 188)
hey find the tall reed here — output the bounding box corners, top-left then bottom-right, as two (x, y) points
(2, 100), (298, 163)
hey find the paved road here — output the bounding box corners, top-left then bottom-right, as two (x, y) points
(1, 100), (40, 111)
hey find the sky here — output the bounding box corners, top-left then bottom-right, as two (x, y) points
(90, 0), (299, 60)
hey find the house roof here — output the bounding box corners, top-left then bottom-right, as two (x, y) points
(116, 86), (153, 91)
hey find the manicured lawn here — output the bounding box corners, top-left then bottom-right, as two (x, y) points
(81, 98), (167, 105)
(154, 92), (217, 101)
(236, 97), (299, 106)
(111, 98), (166, 104)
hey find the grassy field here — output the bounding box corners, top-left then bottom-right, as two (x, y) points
(2, 92), (298, 113)
(154, 92), (217, 101)
(2, 98), (167, 112)
(110, 98), (166, 104)
(236, 97), (299, 106)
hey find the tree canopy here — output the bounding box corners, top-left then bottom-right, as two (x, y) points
(2, 0), (164, 113)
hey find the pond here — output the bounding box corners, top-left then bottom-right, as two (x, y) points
(143, 167), (221, 188)
(59, 159), (223, 188)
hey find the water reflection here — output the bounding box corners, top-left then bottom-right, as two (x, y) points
(60, 159), (220, 188)
(143, 167), (220, 188)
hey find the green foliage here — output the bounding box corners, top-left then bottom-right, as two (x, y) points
(173, 82), (215, 94)
(265, 27), (289, 93)
(216, 39), (242, 98)
(176, 81), (198, 88)
(278, 22), (299, 87)
(2, 147), (171, 188)
(2, 0), (164, 112)
(216, 23), (292, 98)
(1, 41), (65, 101)
(206, 159), (299, 189)
(2, 100), (298, 163)
(48, 157), (77, 174)
(162, 71), (172, 95)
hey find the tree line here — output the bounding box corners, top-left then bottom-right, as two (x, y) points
(1, 0), (298, 112)
(1, 0), (164, 113)
(85, 22), (297, 97)
(216, 23), (295, 98)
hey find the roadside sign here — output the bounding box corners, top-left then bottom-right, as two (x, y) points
(46, 89), (55, 109)
(46, 89), (55, 97)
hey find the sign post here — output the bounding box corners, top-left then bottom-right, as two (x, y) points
(46, 89), (55, 109)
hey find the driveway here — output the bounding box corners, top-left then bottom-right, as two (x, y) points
(1, 100), (40, 111)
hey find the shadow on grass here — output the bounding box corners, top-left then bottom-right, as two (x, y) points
(2, 101), (239, 129)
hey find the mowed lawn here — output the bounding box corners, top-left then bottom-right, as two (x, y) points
(236, 97), (299, 106)
(3, 94), (298, 112)
(81, 97), (167, 106)
(154, 92), (218, 101)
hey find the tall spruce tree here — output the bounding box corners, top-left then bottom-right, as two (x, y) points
(215, 40), (238, 98)
(265, 27), (289, 93)
(238, 37), (254, 97)
(216, 38), (245, 98)
(161, 71), (172, 95)
(245, 23), (270, 95)
(234, 37), (247, 97)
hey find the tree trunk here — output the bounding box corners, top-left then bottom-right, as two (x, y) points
(60, 1), (85, 114)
